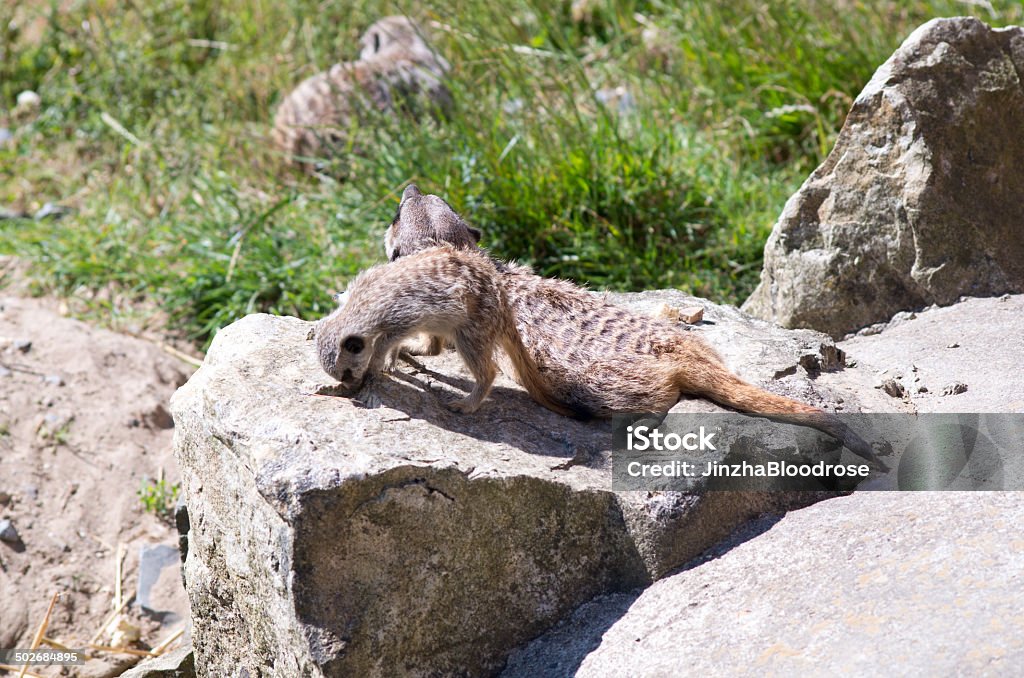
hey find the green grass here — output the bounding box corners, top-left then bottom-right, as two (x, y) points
(1, 0), (1021, 347)
(138, 476), (181, 521)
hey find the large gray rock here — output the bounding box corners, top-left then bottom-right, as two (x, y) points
(171, 291), (876, 677)
(744, 17), (1024, 337)
(569, 492), (1024, 677)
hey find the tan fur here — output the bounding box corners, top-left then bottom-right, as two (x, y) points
(383, 185), (884, 467)
(316, 246), (572, 416)
(273, 16), (450, 170)
(385, 184), (482, 261)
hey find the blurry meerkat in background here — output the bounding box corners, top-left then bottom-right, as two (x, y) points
(272, 16), (451, 171)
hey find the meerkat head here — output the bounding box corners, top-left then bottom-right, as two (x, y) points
(315, 303), (375, 388)
(359, 16), (441, 63)
(385, 183), (482, 261)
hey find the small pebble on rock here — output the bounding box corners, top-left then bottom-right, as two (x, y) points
(942, 382), (968, 396)
(877, 378), (907, 399)
(0, 518), (20, 543)
(679, 306), (704, 324)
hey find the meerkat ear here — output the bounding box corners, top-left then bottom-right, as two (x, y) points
(401, 184), (422, 205)
(467, 226), (482, 243)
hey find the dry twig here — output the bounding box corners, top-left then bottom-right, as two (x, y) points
(19, 592), (59, 678)
(89, 591), (135, 646)
(151, 627), (186, 655)
(87, 645), (156, 658)
(0, 665), (43, 678)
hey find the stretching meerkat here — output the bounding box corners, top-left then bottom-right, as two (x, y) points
(316, 245), (572, 415)
(382, 185), (885, 468)
(273, 16), (450, 169)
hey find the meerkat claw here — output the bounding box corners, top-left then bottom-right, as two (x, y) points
(447, 398), (480, 414)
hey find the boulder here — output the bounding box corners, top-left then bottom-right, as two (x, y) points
(744, 17), (1024, 337)
(171, 291), (878, 677)
(566, 492), (1024, 676)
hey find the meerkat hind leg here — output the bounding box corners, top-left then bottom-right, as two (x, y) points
(397, 333), (445, 360)
(447, 330), (498, 413)
(412, 334), (444, 356)
(392, 334), (447, 372)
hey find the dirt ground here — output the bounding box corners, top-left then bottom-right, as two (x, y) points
(0, 259), (195, 677)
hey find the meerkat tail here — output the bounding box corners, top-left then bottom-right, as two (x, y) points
(679, 362), (888, 470)
(498, 328), (576, 418)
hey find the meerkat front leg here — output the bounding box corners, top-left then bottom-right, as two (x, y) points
(367, 334), (405, 377)
(381, 334), (428, 373)
(448, 328), (498, 413)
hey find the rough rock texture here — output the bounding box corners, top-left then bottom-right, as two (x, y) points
(744, 18), (1024, 337)
(120, 646), (195, 678)
(569, 493), (1024, 676)
(171, 291), (883, 678)
(509, 294), (1024, 675)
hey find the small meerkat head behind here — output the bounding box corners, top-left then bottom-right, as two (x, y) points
(359, 16), (435, 61)
(315, 303), (375, 388)
(385, 183), (482, 261)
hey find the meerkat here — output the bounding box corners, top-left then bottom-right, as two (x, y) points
(316, 245), (572, 415)
(382, 185), (886, 468)
(273, 16), (450, 170)
(377, 184), (483, 357)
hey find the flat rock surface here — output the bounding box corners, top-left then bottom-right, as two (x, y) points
(571, 492), (1024, 677)
(836, 294), (1024, 412)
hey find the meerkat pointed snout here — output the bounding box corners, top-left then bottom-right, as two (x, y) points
(319, 333), (368, 385)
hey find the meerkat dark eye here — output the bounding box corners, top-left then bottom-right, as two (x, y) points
(467, 226), (482, 243)
(373, 33), (381, 53)
(342, 336), (365, 354)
